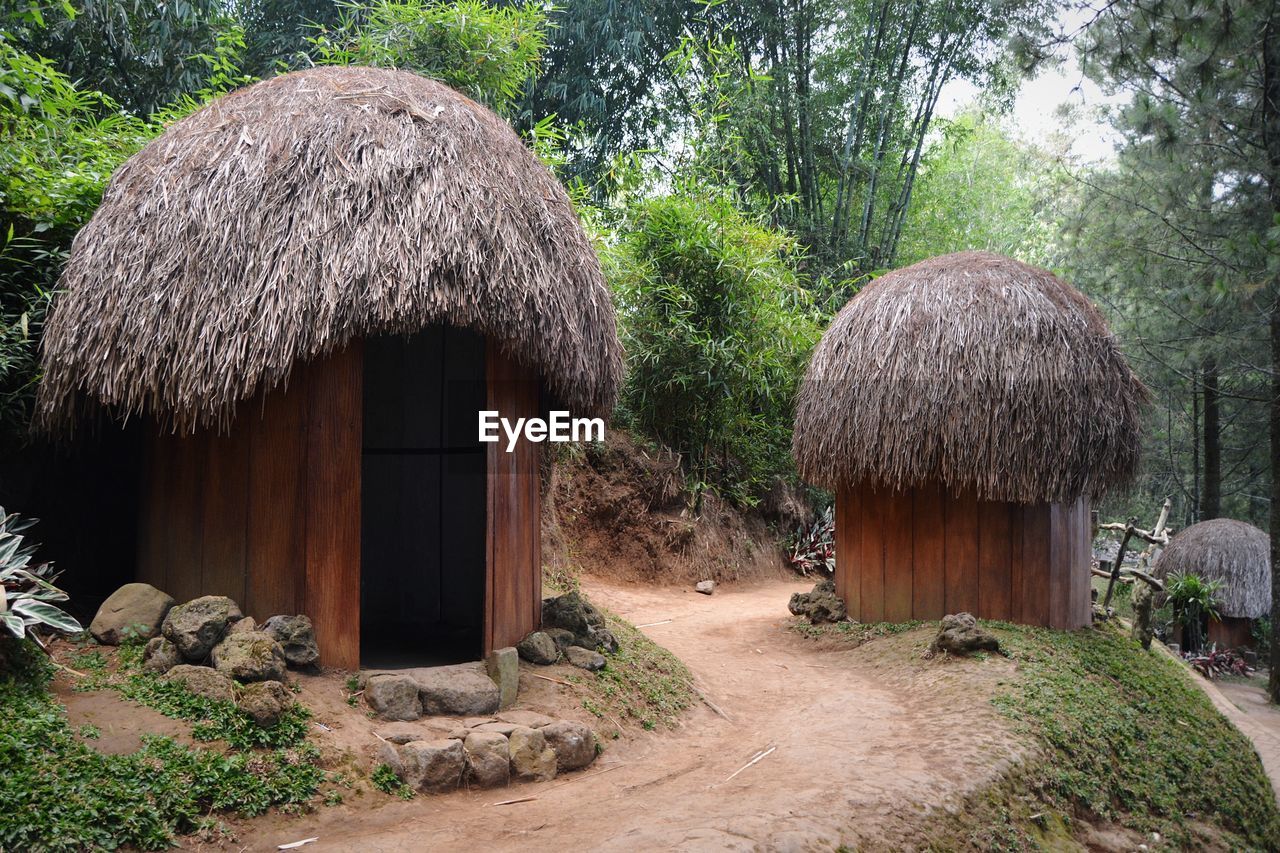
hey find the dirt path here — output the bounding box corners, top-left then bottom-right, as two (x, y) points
(1194, 675), (1280, 805)
(244, 577), (1030, 852)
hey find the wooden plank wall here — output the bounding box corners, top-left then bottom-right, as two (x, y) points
(485, 342), (542, 653)
(137, 346), (362, 669)
(835, 483), (1091, 629)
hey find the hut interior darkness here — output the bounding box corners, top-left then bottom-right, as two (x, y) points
(35, 67), (621, 670)
(793, 251), (1147, 629)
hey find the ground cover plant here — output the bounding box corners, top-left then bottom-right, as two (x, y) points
(0, 639), (325, 851)
(570, 610), (695, 732)
(989, 621), (1280, 849)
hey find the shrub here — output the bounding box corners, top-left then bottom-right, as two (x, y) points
(605, 190), (820, 506)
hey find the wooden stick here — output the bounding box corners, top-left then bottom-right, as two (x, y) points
(636, 619), (674, 628)
(692, 684), (731, 721)
(531, 673), (574, 687)
(721, 746), (776, 784)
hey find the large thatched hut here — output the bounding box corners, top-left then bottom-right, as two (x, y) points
(1154, 519), (1271, 649)
(793, 251), (1146, 629)
(37, 67), (621, 670)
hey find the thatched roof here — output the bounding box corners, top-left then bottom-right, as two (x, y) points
(1154, 518), (1271, 620)
(792, 251), (1146, 503)
(37, 66), (621, 434)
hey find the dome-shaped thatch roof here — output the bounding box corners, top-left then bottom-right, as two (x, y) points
(1154, 519), (1271, 619)
(37, 66), (621, 433)
(792, 251), (1146, 503)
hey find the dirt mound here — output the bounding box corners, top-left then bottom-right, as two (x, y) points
(542, 431), (791, 586)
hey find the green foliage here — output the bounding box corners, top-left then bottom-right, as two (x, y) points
(787, 618), (925, 645)
(0, 507), (80, 640)
(895, 112), (1059, 267)
(1164, 571), (1222, 653)
(0, 639), (324, 851)
(312, 0), (548, 117)
(605, 189), (821, 505)
(573, 609), (695, 731)
(991, 622), (1280, 848)
(119, 671), (312, 749)
(371, 762), (413, 799)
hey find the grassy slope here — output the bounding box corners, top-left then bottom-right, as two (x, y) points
(941, 622), (1279, 850)
(0, 640), (326, 851)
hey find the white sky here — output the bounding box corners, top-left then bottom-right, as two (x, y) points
(935, 8), (1127, 163)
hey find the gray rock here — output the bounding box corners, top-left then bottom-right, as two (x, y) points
(517, 631), (559, 665)
(929, 613), (1000, 657)
(788, 579), (846, 624)
(544, 628), (577, 654)
(237, 680), (293, 727)
(162, 595), (243, 660)
(579, 627), (619, 654)
(379, 727), (427, 745)
(471, 721), (518, 735)
(464, 731), (510, 788)
(497, 709), (556, 729)
(89, 583), (174, 645)
(541, 592), (606, 638)
(508, 725), (557, 781)
(462, 716), (496, 728)
(210, 631), (287, 683)
(541, 721), (597, 772)
(162, 664), (235, 704)
(142, 636), (180, 674)
(365, 674), (423, 721)
(485, 646), (519, 709)
(413, 663), (501, 717)
(228, 616), (257, 635)
(695, 580), (715, 595)
(263, 615), (320, 667)
(380, 738), (466, 793)
(566, 646), (606, 672)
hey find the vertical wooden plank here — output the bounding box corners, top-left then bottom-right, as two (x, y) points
(1020, 504), (1052, 626)
(883, 488), (913, 622)
(304, 344), (363, 670)
(978, 501), (1013, 622)
(911, 485), (945, 620)
(165, 432), (207, 605)
(859, 485), (885, 623)
(1048, 502), (1070, 629)
(1009, 503), (1026, 624)
(136, 427), (170, 593)
(835, 485), (862, 620)
(200, 426), (250, 605)
(486, 342), (541, 653)
(943, 489), (979, 616)
(246, 376), (309, 618)
(1075, 497), (1093, 628)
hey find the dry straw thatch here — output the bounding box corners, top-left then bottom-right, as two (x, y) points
(792, 251), (1146, 503)
(37, 66), (621, 434)
(1154, 518), (1271, 619)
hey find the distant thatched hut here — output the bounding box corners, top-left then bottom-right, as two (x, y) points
(37, 67), (621, 669)
(793, 252), (1146, 629)
(1154, 519), (1271, 649)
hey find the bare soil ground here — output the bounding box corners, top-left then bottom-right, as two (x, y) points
(231, 576), (1033, 852)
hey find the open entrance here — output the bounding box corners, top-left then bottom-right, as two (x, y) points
(360, 325), (488, 668)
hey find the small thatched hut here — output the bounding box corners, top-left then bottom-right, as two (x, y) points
(793, 251), (1146, 629)
(37, 67), (621, 669)
(1154, 518), (1271, 649)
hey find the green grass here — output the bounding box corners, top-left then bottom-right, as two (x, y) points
(788, 617), (926, 645)
(75, 643), (311, 749)
(571, 609), (696, 732)
(988, 621), (1280, 849)
(0, 639), (325, 851)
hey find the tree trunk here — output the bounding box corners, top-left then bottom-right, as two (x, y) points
(1203, 357), (1222, 519)
(1264, 6), (1280, 705)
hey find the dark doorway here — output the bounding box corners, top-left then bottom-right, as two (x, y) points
(360, 325), (488, 667)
